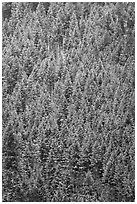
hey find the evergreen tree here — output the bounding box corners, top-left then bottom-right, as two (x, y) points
(2, 2), (135, 202)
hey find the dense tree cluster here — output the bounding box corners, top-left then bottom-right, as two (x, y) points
(2, 2), (135, 202)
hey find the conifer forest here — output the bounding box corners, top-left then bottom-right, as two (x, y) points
(2, 2), (135, 202)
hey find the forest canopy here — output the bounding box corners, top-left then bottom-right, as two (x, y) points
(2, 2), (135, 202)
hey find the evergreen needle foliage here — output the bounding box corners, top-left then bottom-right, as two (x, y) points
(2, 2), (135, 202)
